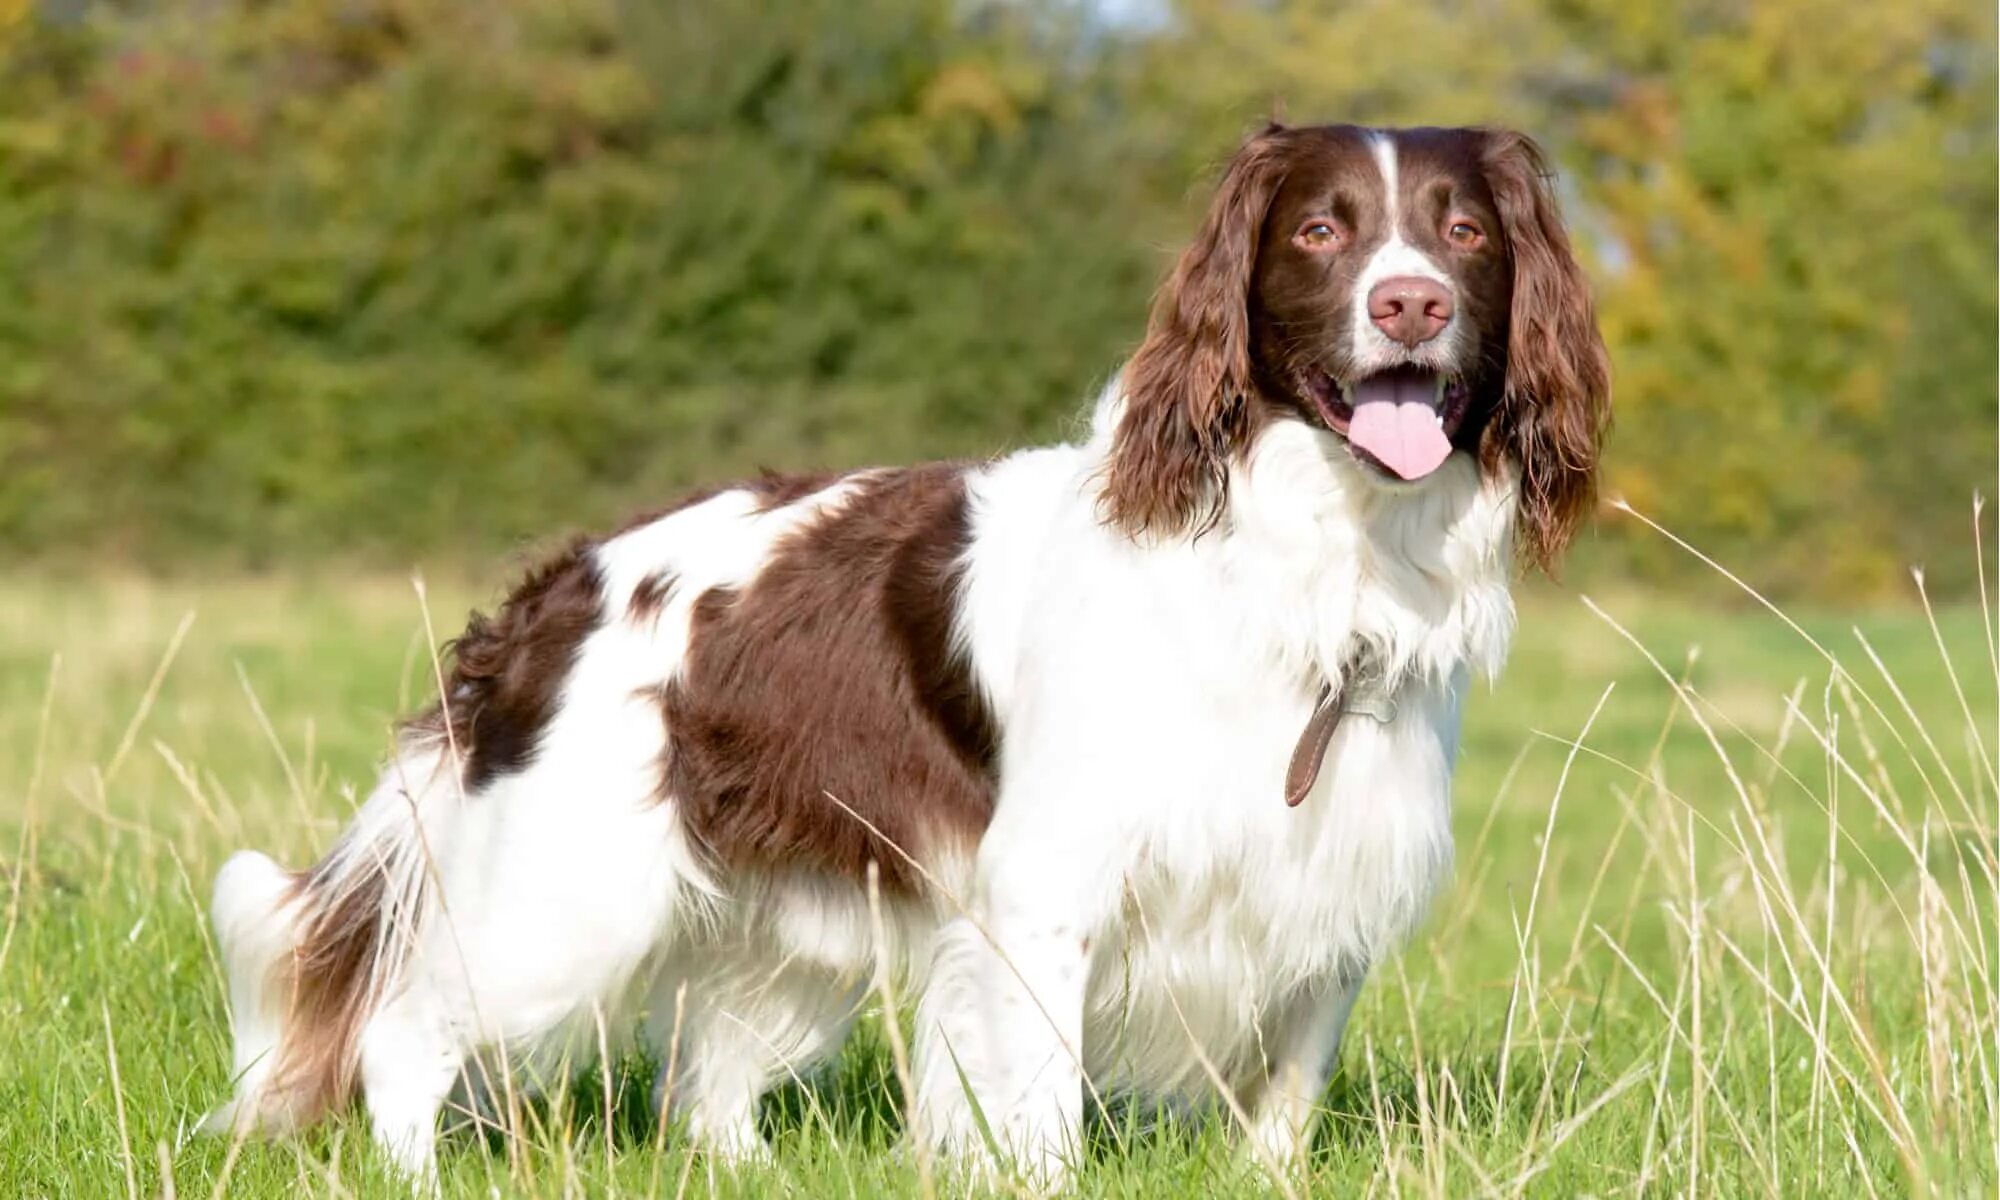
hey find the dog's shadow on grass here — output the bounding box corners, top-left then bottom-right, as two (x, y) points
(450, 1032), (912, 1161)
(460, 1034), (1594, 1177)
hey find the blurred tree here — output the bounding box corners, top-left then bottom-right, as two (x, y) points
(0, 0), (1167, 565)
(0, 0), (1991, 598)
(1136, 0), (1997, 597)
(1557, 0), (1999, 597)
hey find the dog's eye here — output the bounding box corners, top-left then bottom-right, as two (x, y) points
(1447, 220), (1484, 247)
(1295, 220), (1344, 249)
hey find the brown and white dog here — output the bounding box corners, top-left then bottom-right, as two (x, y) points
(207, 123), (1609, 1184)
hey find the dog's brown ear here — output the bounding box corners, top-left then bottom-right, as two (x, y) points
(1102, 127), (1291, 537)
(1478, 130), (1611, 573)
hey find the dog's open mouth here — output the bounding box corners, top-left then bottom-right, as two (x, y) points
(1306, 366), (1471, 482)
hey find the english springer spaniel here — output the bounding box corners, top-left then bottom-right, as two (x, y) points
(207, 123), (1609, 1184)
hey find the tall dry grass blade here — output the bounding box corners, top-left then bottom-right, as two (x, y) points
(1811, 684), (1840, 1191)
(1585, 603), (1905, 1004)
(1667, 853), (1782, 1200)
(1850, 962), (1932, 1193)
(1501, 1066), (1648, 1195)
(73, 764), (166, 845)
(1683, 812), (1703, 1200)
(1360, 1036), (1403, 1196)
(1759, 677), (1810, 792)
(1584, 595), (1941, 1177)
(1580, 597), (1757, 814)
(1705, 923), (1913, 1162)
(1547, 652), (1697, 1013)
(103, 1000), (139, 1200)
(594, 1002), (616, 1180)
(1436, 742), (1535, 956)
(1974, 493), (1998, 687)
(710, 1001), (848, 1152)
(1950, 849), (2000, 1127)
(1915, 820), (1959, 1149)
(1433, 1124), (1505, 1199)
(1759, 907), (1781, 1194)
(163, 842), (227, 1031)
(1913, 567), (1998, 794)
(1494, 682), (1613, 1128)
(1682, 931), (1793, 1198)
(647, 981), (688, 1200)
(1730, 799), (1810, 1028)
(0, 652), (58, 978)
(157, 1139), (176, 1200)
(1631, 944), (1690, 1197)
(670, 1125), (698, 1200)
(233, 662), (315, 828)
(1827, 659), (1926, 841)
(1385, 957), (1443, 1194)
(865, 862), (936, 1200)
(104, 609), (194, 787)
(411, 575), (469, 807)
(1610, 500), (1844, 662)
(1518, 988), (1580, 1162)
(1774, 688), (1938, 906)
(1611, 499), (1929, 756)
(1852, 625), (1970, 819)
(204, 1106), (251, 1200)
(1549, 777), (1637, 987)
(152, 741), (225, 837)
(1571, 666), (1927, 933)
(304, 1130), (356, 1200)
(396, 622), (428, 717)
(1777, 683), (1995, 977)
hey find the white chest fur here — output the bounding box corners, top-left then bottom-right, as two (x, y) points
(958, 407), (1516, 1100)
(1082, 667), (1466, 1097)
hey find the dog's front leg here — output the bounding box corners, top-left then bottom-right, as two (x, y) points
(916, 862), (1096, 1190)
(1242, 970), (1365, 1171)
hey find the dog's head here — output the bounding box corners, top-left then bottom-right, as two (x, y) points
(1104, 123), (1611, 571)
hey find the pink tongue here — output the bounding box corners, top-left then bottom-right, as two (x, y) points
(1346, 372), (1452, 480)
(1348, 403), (1452, 479)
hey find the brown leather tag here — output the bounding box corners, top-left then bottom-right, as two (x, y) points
(1284, 683), (1343, 808)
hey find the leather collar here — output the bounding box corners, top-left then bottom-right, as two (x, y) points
(1283, 656), (1400, 807)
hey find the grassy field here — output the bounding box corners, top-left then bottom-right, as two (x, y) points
(0, 565), (1994, 1197)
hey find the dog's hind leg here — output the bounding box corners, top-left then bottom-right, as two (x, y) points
(358, 991), (464, 1179)
(646, 943), (866, 1159)
(343, 724), (710, 1175)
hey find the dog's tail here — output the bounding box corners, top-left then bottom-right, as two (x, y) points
(205, 735), (459, 1135)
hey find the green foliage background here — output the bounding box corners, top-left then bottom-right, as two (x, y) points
(0, 0), (1992, 596)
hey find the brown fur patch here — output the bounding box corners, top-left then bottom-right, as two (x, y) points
(1103, 125), (1292, 538)
(422, 544), (608, 791)
(628, 570), (678, 622)
(614, 470), (844, 539)
(407, 470), (847, 792)
(266, 853), (396, 1123)
(658, 464), (996, 894)
(1474, 131), (1611, 572)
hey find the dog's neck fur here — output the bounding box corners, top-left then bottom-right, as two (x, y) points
(1088, 380), (1519, 699)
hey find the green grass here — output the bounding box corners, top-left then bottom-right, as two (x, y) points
(0, 567), (1994, 1197)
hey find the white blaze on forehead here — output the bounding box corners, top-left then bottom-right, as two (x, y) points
(1351, 130), (1456, 368)
(1371, 132), (1400, 228)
